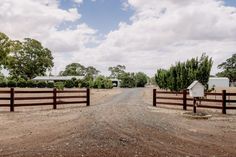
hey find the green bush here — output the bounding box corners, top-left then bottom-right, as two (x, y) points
(93, 76), (103, 88)
(7, 80), (17, 88)
(0, 80), (7, 87)
(64, 80), (74, 88)
(93, 76), (113, 89)
(47, 82), (54, 88)
(37, 81), (47, 88)
(71, 78), (79, 87)
(105, 80), (113, 89)
(88, 79), (94, 88)
(17, 79), (27, 88)
(80, 79), (89, 88)
(120, 73), (136, 88)
(135, 72), (148, 87)
(76, 79), (82, 88)
(27, 80), (37, 88)
(54, 82), (64, 90)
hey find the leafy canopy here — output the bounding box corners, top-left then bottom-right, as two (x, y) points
(60, 63), (86, 76)
(60, 63), (100, 79)
(216, 53), (236, 83)
(7, 38), (54, 79)
(108, 65), (126, 79)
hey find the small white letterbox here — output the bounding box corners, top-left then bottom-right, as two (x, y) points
(187, 81), (204, 97)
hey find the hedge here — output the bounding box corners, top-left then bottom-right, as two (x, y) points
(37, 81), (47, 88)
(7, 80), (17, 87)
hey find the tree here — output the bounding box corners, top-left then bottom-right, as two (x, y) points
(135, 72), (148, 87)
(85, 66), (100, 78)
(155, 69), (169, 90)
(108, 65), (126, 79)
(120, 72), (136, 88)
(196, 54), (213, 88)
(7, 38), (54, 79)
(155, 54), (213, 91)
(0, 32), (11, 66)
(216, 54), (236, 83)
(0, 32), (12, 77)
(60, 63), (86, 76)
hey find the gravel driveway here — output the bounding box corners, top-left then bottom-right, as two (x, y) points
(0, 88), (236, 157)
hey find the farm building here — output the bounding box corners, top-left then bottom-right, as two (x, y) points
(32, 76), (84, 82)
(208, 77), (229, 89)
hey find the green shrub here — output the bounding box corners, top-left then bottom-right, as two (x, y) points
(88, 79), (94, 88)
(135, 72), (148, 87)
(7, 80), (17, 88)
(37, 81), (47, 88)
(71, 78), (78, 87)
(76, 79), (82, 88)
(0, 80), (7, 87)
(64, 80), (74, 88)
(120, 73), (136, 88)
(80, 79), (89, 88)
(27, 80), (37, 88)
(54, 82), (64, 90)
(93, 76), (113, 89)
(93, 77), (103, 88)
(17, 79), (27, 88)
(47, 82), (54, 88)
(104, 79), (113, 89)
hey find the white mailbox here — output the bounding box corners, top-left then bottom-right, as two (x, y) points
(187, 81), (204, 97)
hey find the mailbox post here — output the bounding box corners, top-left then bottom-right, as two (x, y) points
(187, 81), (205, 113)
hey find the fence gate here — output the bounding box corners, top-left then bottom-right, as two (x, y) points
(0, 88), (90, 112)
(153, 89), (236, 114)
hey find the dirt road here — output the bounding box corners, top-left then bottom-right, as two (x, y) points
(0, 88), (236, 157)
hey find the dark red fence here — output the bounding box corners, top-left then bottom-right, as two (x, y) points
(0, 88), (90, 112)
(153, 89), (236, 114)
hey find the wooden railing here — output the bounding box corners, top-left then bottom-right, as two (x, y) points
(0, 88), (90, 112)
(153, 89), (236, 114)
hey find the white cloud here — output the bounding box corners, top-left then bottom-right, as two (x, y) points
(84, 0), (236, 75)
(0, 0), (236, 76)
(74, 0), (83, 4)
(0, 0), (97, 75)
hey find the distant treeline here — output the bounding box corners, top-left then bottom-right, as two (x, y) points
(0, 76), (113, 89)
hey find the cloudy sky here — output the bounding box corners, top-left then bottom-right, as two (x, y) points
(0, 0), (236, 76)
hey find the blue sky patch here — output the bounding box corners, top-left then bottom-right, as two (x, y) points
(59, 0), (133, 34)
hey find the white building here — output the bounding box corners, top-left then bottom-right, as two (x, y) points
(208, 77), (229, 89)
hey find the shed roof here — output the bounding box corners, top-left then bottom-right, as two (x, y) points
(187, 80), (204, 90)
(32, 76), (84, 81)
(209, 77), (229, 80)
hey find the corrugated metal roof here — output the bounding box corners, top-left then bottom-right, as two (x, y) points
(209, 77), (229, 80)
(32, 76), (84, 81)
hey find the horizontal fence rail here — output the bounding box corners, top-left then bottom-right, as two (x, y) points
(153, 89), (236, 114)
(0, 88), (90, 112)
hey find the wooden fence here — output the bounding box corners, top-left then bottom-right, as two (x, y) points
(0, 88), (90, 112)
(153, 89), (236, 114)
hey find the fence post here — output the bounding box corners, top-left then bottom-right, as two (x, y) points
(10, 88), (14, 112)
(153, 89), (156, 107)
(183, 90), (187, 110)
(53, 88), (57, 109)
(86, 88), (90, 106)
(222, 90), (226, 114)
